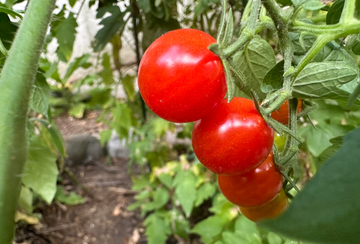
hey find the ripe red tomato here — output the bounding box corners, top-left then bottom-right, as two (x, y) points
(192, 97), (274, 175)
(271, 99), (302, 125)
(218, 153), (283, 207)
(239, 189), (288, 222)
(138, 29), (227, 123)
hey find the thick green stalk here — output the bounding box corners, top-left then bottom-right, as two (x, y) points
(0, 0), (55, 243)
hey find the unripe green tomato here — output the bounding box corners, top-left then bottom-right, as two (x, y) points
(274, 133), (286, 151)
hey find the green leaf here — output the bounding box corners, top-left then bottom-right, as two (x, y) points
(191, 215), (228, 244)
(302, 0), (324, 10)
(261, 60), (284, 93)
(151, 118), (172, 137)
(173, 170), (196, 217)
(267, 232), (283, 244)
(30, 72), (50, 116)
(54, 12), (78, 62)
(144, 212), (171, 244)
(234, 215), (260, 236)
(69, 0), (77, 7)
(298, 123), (353, 157)
(99, 53), (114, 85)
(0, 6), (22, 19)
(222, 230), (261, 244)
(63, 54), (91, 82)
(261, 126), (360, 243)
(292, 62), (358, 100)
(122, 74), (136, 101)
(22, 137), (59, 204)
(232, 35), (276, 100)
(158, 173), (173, 189)
(194, 182), (216, 207)
(99, 129), (112, 147)
(0, 12), (18, 68)
(141, 14), (180, 51)
(18, 186), (33, 214)
(88, 87), (111, 108)
(69, 103), (86, 118)
(326, 0), (344, 24)
(168, 209), (190, 239)
(315, 136), (343, 169)
(94, 5), (127, 52)
(112, 101), (133, 138)
(55, 186), (86, 205)
(143, 187), (169, 212)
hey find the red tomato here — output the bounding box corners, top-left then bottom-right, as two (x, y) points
(138, 29), (227, 123)
(271, 99), (302, 125)
(239, 189), (288, 222)
(192, 97), (274, 175)
(218, 153), (283, 207)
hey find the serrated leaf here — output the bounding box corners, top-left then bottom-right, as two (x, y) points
(63, 54), (91, 82)
(94, 5), (127, 52)
(260, 126), (360, 243)
(112, 101), (133, 133)
(168, 209), (190, 239)
(261, 61), (284, 93)
(194, 182), (216, 207)
(143, 187), (169, 212)
(30, 72), (50, 115)
(22, 137), (59, 204)
(99, 53), (114, 85)
(173, 171), (196, 217)
(54, 12), (77, 62)
(55, 186), (86, 205)
(292, 62), (358, 100)
(18, 187), (33, 214)
(232, 35), (276, 100)
(144, 212), (171, 244)
(122, 74), (136, 101)
(69, 103), (86, 118)
(191, 215), (228, 244)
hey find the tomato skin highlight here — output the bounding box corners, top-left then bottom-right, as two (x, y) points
(239, 189), (288, 222)
(218, 153), (283, 207)
(192, 97), (274, 175)
(138, 29), (227, 123)
(271, 99), (302, 125)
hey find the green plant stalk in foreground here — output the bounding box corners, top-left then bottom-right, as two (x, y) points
(0, 0), (55, 243)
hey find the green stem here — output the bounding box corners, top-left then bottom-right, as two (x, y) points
(339, 0), (356, 23)
(292, 34), (334, 81)
(0, 1), (55, 243)
(223, 0), (261, 57)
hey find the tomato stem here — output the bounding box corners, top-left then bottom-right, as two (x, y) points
(0, 1), (55, 242)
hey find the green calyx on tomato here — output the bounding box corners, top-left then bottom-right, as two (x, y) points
(218, 153), (283, 207)
(192, 97), (274, 175)
(138, 29), (227, 123)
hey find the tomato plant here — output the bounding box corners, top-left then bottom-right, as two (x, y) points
(138, 29), (227, 123)
(271, 99), (302, 125)
(218, 153), (283, 207)
(192, 97), (274, 175)
(239, 189), (288, 222)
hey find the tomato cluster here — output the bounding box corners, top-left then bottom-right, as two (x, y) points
(138, 29), (288, 222)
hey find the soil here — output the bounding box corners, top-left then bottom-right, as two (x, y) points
(15, 111), (146, 244)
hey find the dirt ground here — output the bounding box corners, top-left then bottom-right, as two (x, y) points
(15, 111), (146, 244)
